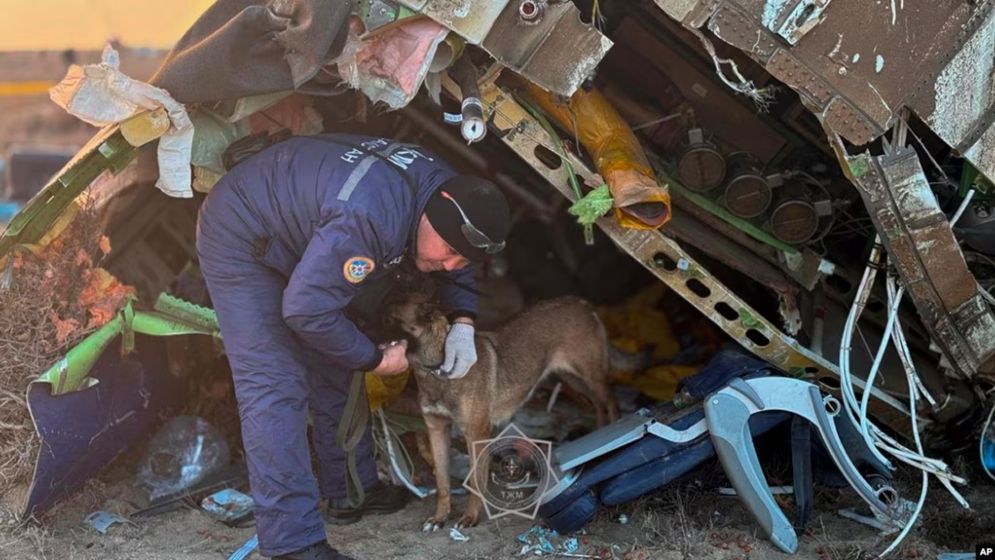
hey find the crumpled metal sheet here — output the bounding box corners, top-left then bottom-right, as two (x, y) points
(480, 1), (613, 97)
(396, 0), (510, 44)
(846, 148), (995, 378)
(654, 0), (995, 183)
(400, 0), (612, 96)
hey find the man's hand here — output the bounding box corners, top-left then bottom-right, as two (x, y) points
(441, 320), (476, 379)
(371, 340), (409, 376)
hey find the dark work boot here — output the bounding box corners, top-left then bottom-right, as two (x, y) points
(273, 540), (355, 560)
(326, 481), (411, 525)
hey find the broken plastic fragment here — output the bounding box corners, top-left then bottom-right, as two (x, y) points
(201, 488), (254, 523)
(84, 510), (133, 534)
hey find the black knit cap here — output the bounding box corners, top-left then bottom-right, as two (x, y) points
(425, 175), (511, 263)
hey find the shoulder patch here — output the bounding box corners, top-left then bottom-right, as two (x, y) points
(344, 256), (375, 284)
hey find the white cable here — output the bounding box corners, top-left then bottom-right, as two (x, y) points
(979, 285), (995, 308)
(376, 410), (432, 499)
(836, 245), (972, 558)
(877, 275), (929, 557)
(687, 27), (774, 110)
(838, 239), (892, 467)
(950, 188), (976, 226)
(889, 315), (938, 407)
(858, 283), (904, 447)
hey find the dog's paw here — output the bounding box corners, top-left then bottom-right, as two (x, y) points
(454, 513), (479, 529)
(422, 517), (446, 532)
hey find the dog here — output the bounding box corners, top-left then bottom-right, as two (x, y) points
(387, 293), (618, 531)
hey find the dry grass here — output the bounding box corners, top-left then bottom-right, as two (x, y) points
(0, 198), (107, 514)
(613, 484), (715, 560)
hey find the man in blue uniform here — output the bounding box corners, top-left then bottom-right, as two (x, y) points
(196, 134), (511, 559)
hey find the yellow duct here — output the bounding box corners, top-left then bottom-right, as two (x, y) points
(523, 81), (671, 230)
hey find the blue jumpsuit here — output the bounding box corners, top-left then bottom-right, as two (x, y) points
(195, 134), (478, 557)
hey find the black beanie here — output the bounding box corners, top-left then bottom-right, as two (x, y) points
(425, 175), (511, 263)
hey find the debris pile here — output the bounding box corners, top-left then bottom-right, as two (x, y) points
(516, 525), (582, 557)
(0, 200), (132, 515)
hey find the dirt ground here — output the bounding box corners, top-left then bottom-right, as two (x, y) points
(1, 442), (992, 560)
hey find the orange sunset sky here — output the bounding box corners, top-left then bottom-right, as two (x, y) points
(0, 0), (215, 51)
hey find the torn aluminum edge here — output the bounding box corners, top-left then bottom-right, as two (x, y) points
(760, 0), (833, 46)
(397, 0), (613, 96)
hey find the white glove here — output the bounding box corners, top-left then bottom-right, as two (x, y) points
(440, 322), (476, 379)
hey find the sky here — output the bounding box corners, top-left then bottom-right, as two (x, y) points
(0, 0), (215, 51)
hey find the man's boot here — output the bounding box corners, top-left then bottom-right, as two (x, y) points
(326, 481), (411, 525)
(273, 541), (354, 560)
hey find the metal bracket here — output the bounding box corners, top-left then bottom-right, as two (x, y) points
(763, 0), (833, 46)
(846, 148), (995, 377)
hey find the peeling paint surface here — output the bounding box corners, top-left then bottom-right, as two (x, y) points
(852, 53), (860, 63)
(929, 11), (995, 148)
(875, 54), (885, 72)
(829, 33), (844, 57)
(762, 0), (793, 29)
(481, 0), (612, 97)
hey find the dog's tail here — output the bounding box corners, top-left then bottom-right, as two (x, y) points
(608, 344), (657, 373)
(593, 310), (658, 373)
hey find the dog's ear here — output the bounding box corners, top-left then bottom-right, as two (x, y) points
(416, 300), (449, 329)
(417, 304), (436, 324)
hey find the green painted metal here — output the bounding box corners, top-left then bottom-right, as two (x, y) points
(36, 296), (219, 396)
(960, 161), (995, 199)
(0, 129), (137, 258)
(154, 292), (220, 333)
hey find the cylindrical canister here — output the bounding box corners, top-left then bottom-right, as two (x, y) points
(767, 175), (831, 245)
(769, 198), (820, 244)
(722, 152), (771, 219)
(676, 128), (725, 193)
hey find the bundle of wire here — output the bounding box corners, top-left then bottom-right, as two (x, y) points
(838, 230), (972, 557)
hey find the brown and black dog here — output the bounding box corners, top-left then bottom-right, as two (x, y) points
(388, 293), (617, 531)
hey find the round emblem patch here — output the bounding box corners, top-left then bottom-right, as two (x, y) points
(344, 256), (375, 284)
